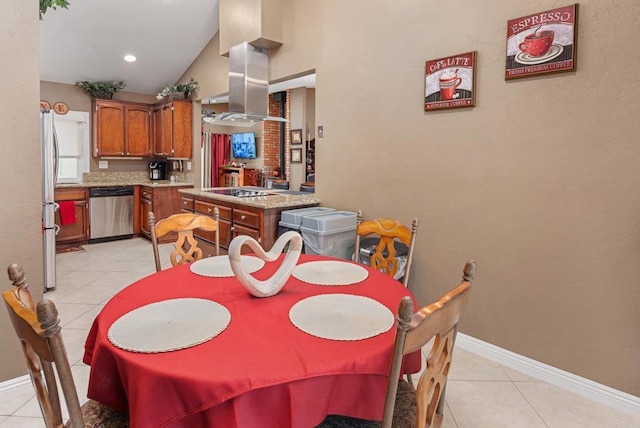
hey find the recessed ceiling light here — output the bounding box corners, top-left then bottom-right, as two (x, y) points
(124, 54), (137, 62)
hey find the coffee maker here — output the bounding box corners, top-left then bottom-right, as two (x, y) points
(149, 161), (167, 180)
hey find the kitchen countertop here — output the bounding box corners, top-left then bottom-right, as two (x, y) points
(56, 180), (193, 189)
(180, 188), (320, 209)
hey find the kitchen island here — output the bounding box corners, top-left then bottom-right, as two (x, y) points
(179, 188), (320, 252)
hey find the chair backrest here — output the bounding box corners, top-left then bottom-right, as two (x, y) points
(4, 263), (85, 428)
(149, 211), (219, 272)
(382, 260), (477, 428)
(354, 210), (419, 286)
(299, 182), (315, 193)
(271, 180), (290, 190)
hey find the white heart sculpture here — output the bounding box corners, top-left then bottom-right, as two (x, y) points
(228, 231), (303, 297)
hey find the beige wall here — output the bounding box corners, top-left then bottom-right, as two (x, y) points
(304, 0), (640, 396)
(40, 81), (162, 173)
(0, 0), (43, 380)
(179, 33), (230, 102)
(191, 0), (640, 395)
(219, 0), (283, 55)
(289, 88), (307, 190)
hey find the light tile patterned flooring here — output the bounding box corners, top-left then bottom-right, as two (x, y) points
(0, 237), (638, 427)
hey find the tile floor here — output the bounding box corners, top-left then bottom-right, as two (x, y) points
(0, 237), (638, 427)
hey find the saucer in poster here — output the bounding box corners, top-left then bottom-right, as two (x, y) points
(515, 44), (563, 65)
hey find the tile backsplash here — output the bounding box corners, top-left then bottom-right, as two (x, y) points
(83, 171), (194, 183)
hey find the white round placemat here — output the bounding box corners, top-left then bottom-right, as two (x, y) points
(289, 294), (394, 341)
(292, 261), (369, 286)
(108, 298), (231, 353)
(190, 255), (265, 277)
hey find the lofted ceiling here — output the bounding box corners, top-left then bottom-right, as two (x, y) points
(39, 0), (219, 96)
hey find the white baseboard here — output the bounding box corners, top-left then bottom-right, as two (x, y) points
(0, 375), (30, 393)
(456, 333), (640, 417)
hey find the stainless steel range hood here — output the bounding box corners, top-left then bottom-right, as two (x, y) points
(203, 42), (287, 127)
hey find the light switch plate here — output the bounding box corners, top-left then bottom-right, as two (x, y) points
(318, 125), (324, 138)
(98, 160), (108, 169)
(186, 161), (192, 170)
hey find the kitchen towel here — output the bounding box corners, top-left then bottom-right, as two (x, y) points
(58, 201), (76, 226)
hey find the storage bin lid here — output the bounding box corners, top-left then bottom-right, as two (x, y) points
(300, 210), (357, 233)
(280, 207), (335, 228)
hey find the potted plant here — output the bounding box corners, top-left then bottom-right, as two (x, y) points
(75, 81), (126, 99)
(40, 0), (70, 19)
(157, 78), (199, 101)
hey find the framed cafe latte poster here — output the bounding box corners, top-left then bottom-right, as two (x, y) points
(506, 4), (578, 80)
(425, 51), (477, 111)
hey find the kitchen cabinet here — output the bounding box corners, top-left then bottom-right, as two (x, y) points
(181, 197), (229, 258)
(193, 200), (233, 249)
(93, 100), (124, 156)
(151, 106), (166, 156)
(139, 185), (193, 243)
(231, 208), (261, 242)
(152, 99), (192, 158)
(93, 100), (151, 157)
(54, 188), (89, 247)
(124, 103), (151, 156)
(183, 193), (317, 252)
(180, 196), (194, 213)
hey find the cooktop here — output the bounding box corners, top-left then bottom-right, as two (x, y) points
(204, 188), (272, 198)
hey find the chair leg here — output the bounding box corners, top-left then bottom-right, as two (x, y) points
(406, 373), (414, 388)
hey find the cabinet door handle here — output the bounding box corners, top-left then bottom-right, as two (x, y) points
(207, 208), (212, 213)
(241, 215), (246, 220)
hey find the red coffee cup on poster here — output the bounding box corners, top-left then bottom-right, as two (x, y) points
(439, 70), (462, 101)
(519, 30), (555, 57)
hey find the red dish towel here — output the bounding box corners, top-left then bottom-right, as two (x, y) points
(58, 201), (76, 226)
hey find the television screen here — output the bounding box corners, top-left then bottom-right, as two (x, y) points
(231, 132), (257, 159)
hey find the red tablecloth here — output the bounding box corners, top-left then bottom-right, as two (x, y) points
(83, 255), (420, 428)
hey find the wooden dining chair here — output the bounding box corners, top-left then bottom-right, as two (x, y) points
(318, 260), (477, 428)
(149, 211), (219, 272)
(3, 263), (129, 428)
(354, 210), (419, 287)
(271, 180), (290, 190)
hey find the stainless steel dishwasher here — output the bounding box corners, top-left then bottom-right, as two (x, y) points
(89, 186), (134, 243)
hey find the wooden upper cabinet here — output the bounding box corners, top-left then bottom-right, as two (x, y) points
(171, 100), (192, 158)
(124, 104), (151, 156)
(161, 103), (173, 156)
(94, 100), (151, 157)
(152, 107), (165, 156)
(94, 100), (124, 156)
(153, 100), (192, 158)
(94, 99), (192, 159)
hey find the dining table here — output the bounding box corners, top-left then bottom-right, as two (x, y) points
(83, 253), (421, 428)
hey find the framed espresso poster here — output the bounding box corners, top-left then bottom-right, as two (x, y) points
(425, 51), (477, 111)
(505, 4), (578, 80)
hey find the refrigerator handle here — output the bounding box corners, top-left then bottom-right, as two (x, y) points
(53, 125), (59, 185)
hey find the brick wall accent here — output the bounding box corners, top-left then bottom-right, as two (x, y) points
(262, 92), (291, 180)
(284, 89), (291, 180)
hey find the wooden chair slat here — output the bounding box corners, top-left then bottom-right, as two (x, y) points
(149, 211), (220, 272)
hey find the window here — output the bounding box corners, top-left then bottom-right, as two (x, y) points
(54, 111), (89, 183)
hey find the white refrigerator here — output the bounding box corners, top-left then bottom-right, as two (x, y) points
(41, 110), (58, 291)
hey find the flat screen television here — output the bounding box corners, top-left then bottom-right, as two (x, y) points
(231, 132), (257, 159)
